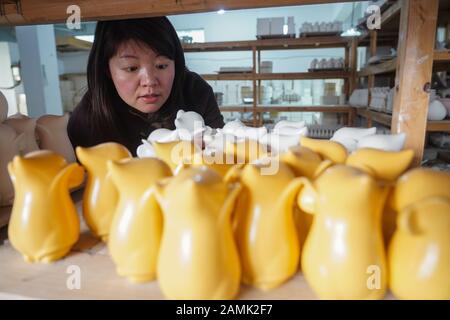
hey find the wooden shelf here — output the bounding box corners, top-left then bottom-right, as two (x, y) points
(434, 50), (450, 62)
(357, 58), (397, 77)
(356, 108), (450, 132)
(202, 71), (350, 81)
(220, 105), (354, 113)
(357, 0), (402, 41)
(356, 108), (392, 127)
(427, 120), (450, 132)
(183, 36), (350, 52)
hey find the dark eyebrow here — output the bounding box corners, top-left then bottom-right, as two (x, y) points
(119, 54), (138, 59)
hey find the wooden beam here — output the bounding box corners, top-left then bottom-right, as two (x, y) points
(219, 105), (354, 112)
(391, 0), (439, 166)
(367, 30), (377, 104)
(348, 38), (358, 95)
(201, 71), (350, 81)
(183, 36), (350, 52)
(358, 58), (397, 77)
(427, 121), (450, 132)
(0, 0), (355, 26)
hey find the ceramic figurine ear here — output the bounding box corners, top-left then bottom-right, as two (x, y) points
(313, 159), (333, 178)
(346, 148), (414, 181)
(52, 163), (85, 191)
(173, 162), (191, 175)
(397, 197), (450, 235)
(223, 163), (245, 184)
(300, 137), (348, 164)
(152, 177), (172, 206)
(296, 177), (318, 214)
(219, 182), (243, 223)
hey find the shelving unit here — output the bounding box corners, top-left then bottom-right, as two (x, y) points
(183, 36), (353, 126)
(351, 0), (450, 165)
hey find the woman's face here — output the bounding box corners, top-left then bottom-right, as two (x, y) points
(108, 40), (175, 113)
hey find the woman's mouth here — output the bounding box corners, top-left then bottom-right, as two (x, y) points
(139, 94), (160, 104)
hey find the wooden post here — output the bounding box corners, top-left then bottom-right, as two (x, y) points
(252, 46), (258, 127)
(348, 38), (358, 96)
(368, 30), (377, 90)
(344, 45), (350, 98)
(391, 0), (438, 166)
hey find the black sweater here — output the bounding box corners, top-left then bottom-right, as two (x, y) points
(67, 71), (224, 156)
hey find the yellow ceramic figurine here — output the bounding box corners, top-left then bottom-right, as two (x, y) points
(388, 168), (450, 299)
(76, 142), (131, 241)
(108, 157), (172, 283)
(346, 148), (414, 181)
(225, 139), (268, 164)
(300, 137), (348, 164)
(152, 140), (198, 171)
(281, 145), (332, 179)
(8, 150), (84, 263)
(346, 148), (414, 246)
(226, 160), (303, 290)
(191, 150), (235, 178)
(155, 166), (242, 299)
(298, 165), (388, 299)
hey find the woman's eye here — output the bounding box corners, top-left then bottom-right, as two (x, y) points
(156, 64), (168, 70)
(124, 66), (138, 72)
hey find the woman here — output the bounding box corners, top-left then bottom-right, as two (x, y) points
(67, 17), (224, 156)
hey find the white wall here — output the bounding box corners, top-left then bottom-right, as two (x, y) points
(16, 25), (63, 116)
(0, 42), (22, 116)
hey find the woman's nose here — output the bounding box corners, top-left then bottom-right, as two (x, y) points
(140, 69), (159, 87)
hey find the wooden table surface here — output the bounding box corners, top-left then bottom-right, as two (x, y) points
(0, 191), (395, 300)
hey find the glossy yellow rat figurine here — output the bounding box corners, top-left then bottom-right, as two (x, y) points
(8, 150), (84, 263)
(300, 137), (347, 164)
(152, 140), (198, 171)
(108, 157), (172, 283)
(155, 166), (241, 299)
(281, 145), (332, 179)
(76, 142), (131, 241)
(346, 148), (414, 246)
(388, 168), (450, 299)
(226, 159), (303, 290)
(298, 165), (388, 299)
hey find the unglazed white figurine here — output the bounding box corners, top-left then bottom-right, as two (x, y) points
(175, 109), (205, 140)
(147, 128), (179, 143)
(36, 114), (76, 163)
(136, 139), (157, 158)
(0, 123), (24, 206)
(428, 100), (447, 121)
(222, 119), (267, 141)
(331, 127), (377, 152)
(357, 133), (406, 152)
(273, 120), (306, 132)
(3, 115), (39, 154)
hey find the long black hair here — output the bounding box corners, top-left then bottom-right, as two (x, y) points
(82, 16), (186, 142)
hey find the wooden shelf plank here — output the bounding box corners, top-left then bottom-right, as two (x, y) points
(220, 105), (354, 112)
(433, 50), (450, 62)
(357, 58), (397, 77)
(356, 108), (450, 133)
(1, 0), (354, 26)
(202, 71), (350, 81)
(356, 108), (392, 127)
(427, 120), (450, 132)
(183, 36), (350, 52)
